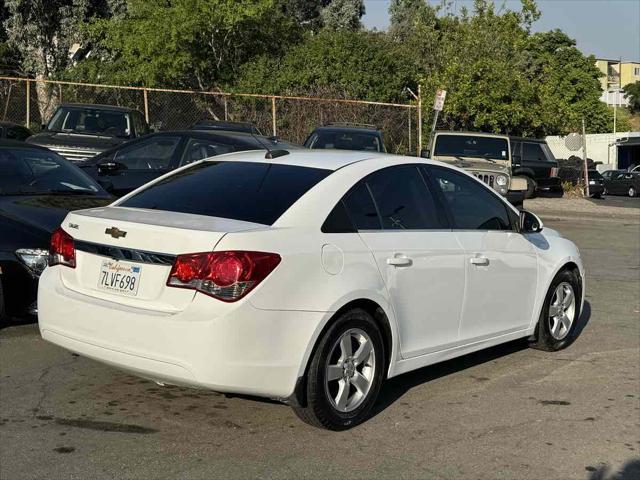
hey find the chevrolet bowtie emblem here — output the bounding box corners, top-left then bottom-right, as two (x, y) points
(105, 227), (127, 239)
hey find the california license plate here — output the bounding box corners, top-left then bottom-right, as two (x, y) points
(98, 260), (142, 296)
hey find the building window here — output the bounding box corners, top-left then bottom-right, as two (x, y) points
(634, 67), (640, 76)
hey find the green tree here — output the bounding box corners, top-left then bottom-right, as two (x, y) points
(67, 0), (302, 90)
(623, 81), (640, 114)
(3, 0), (122, 119)
(233, 30), (413, 102)
(320, 0), (365, 31)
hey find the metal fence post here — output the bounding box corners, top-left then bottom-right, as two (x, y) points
(408, 108), (412, 153)
(25, 79), (30, 128)
(224, 97), (228, 121)
(143, 88), (149, 123)
(271, 96), (277, 137)
(417, 85), (422, 156)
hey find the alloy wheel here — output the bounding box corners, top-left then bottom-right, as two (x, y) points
(324, 328), (376, 413)
(548, 282), (576, 340)
(629, 187), (636, 197)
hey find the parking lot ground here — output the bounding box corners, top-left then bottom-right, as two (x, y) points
(1, 198), (639, 480)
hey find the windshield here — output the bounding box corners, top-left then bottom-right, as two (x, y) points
(120, 161), (331, 225)
(47, 106), (132, 138)
(306, 131), (382, 152)
(0, 147), (101, 195)
(434, 135), (509, 161)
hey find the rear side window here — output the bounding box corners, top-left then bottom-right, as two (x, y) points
(342, 182), (381, 230)
(120, 161), (331, 225)
(523, 142), (546, 162)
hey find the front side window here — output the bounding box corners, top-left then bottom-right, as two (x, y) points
(113, 136), (180, 169)
(120, 161), (331, 225)
(429, 166), (512, 231)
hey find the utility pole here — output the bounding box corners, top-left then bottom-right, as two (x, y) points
(582, 117), (590, 197)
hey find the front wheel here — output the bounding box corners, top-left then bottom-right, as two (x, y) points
(293, 308), (385, 430)
(629, 186), (637, 197)
(531, 269), (582, 351)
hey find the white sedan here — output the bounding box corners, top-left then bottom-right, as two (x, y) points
(38, 149), (584, 430)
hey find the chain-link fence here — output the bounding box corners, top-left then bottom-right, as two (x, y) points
(0, 77), (420, 155)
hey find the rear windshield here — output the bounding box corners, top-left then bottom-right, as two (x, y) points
(120, 161), (331, 225)
(306, 131), (382, 152)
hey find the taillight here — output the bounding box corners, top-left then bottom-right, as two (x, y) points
(550, 167), (559, 178)
(49, 227), (76, 268)
(167, 251), (281, 302)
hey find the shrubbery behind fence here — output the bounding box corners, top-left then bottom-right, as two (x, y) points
(0, 77), (419, 155)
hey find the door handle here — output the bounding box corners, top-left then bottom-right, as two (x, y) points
(470, 256), (490, 266)
(387, 255), (412, 267)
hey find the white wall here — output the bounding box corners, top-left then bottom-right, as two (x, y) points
(545, 132), (640, 170)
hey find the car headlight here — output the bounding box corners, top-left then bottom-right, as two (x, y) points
(16, 248), (49, 276)
(496, 175), (508, 186)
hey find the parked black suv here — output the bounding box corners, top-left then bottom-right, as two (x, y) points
(27, 103), (150, 162)
(304, 123), (386, 153)
(0, 121), (32, 141)
(510, 137), (561, 198)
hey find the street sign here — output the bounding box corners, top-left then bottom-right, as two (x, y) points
(433, 89), (447, 111)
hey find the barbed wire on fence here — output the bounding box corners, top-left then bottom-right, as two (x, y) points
(0, 76), (420, 155)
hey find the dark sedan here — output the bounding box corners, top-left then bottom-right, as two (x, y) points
(602, 170), (640, 197)
(78, 130), (300, 197)
(0, 141), (112, 322)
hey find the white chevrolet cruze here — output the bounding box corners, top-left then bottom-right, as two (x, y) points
(38, 149), (584, 430)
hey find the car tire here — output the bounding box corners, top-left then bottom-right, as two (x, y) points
(292, 308), (385, 430)
(591, 192), (602, 199)
(524, 177), (537, 199)
(531, 268), (582, 352)
(629, 186), (637, 197)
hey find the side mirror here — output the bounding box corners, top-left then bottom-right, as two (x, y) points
(520, 210), (543, 233)
(97, 161), (125, 174)
(40, 123), (47, 131)
(420, 149), (430, 158)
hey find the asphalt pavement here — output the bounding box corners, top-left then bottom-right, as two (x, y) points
(1, 197), (639, 480)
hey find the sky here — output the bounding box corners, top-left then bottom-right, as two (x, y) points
(362, 0), (640, 62)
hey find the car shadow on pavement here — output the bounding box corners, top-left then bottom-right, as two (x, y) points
(371, 301), (592, 418)
(586, 458), (640, 480)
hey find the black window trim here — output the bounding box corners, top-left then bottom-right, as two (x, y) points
(424, 164), (518, 233)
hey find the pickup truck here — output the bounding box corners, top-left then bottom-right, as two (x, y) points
(510, 137), (561, 198)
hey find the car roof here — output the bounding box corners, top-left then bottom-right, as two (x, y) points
(312, 125), (380, 134)
(509, 137), (546, 143)
(0, 121), (24, 127)
(435, 131), (510, 141)
(207, 149), (403, 171)
(59, 103), (138, 113)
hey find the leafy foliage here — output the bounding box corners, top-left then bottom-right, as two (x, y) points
(232, 30), (413, 101)
(623, 81), (640, 114)
(320, 0), (365, 31)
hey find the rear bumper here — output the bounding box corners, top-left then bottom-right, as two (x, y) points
(38, 267), (324, 399)
(537, 177), (561, 189)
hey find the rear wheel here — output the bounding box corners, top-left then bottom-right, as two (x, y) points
(524, 177), (537, 199)
(531, 269), (581, 351)
(293, 308), (385, 430)
(629, 186), (637, 197)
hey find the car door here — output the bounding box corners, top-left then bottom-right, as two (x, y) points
(345, 164), (466, 358)
(608, 172), (625, 195)
(104, 135), (183, 196)
(426, 165), (538, 342)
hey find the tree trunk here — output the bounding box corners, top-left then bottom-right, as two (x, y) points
(34, 74), (60, 126)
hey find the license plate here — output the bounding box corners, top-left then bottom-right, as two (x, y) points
(589, 180), (596, 185)
(98, 260), (142, 296)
